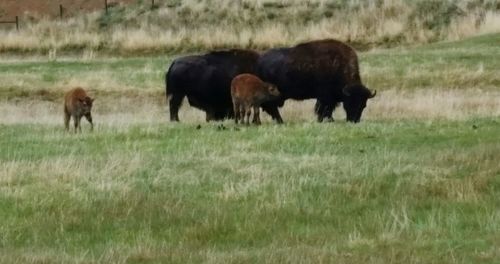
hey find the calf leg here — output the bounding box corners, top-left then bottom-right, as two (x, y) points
(74, 115), (82, 133)
(85, 113), (94, 131)
(239, 104), (246, 124)
(64, 111), (71, 131)
(233, 101), (240, 124)
(253, 106), (261, 125)
(244, 104), (252, 125)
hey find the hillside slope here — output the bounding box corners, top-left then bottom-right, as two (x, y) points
(0, 0), (499, 55)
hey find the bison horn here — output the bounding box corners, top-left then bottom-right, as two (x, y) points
(369, 90), (377, 98)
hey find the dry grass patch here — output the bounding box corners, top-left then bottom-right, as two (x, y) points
(1, 0), (500, 54)
(1, 88), (499, 126)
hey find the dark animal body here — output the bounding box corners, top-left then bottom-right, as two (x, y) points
(166, 49), (259, 122)
(256, 39), (376, 123)
(64, 87), (94, 132)
(231, 74), (280, 125)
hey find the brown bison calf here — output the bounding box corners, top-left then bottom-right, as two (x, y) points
(231, 74), (280, 125)
(64, 87), (94, 132)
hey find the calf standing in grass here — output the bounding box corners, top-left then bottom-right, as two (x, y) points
(231, 73), (280, 125)
(64, 87), (94, 132)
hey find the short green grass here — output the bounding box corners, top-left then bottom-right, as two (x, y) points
(1, 119), (499, 263)
(0, 34), (499, 263)
(0, 33), (499, 102)
(0, 57), (168, 101)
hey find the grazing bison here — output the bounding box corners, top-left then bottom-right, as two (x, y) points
(257, 39), (376, 123)
(64, 87), (94, 132)
(231, 73), (280, 125)
(165, 49), (259, 122)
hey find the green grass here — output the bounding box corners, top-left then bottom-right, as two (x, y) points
(362, 33), (500, 90)
(1, 34), (499, 263)
(0, 33), (500, 102)
(0, 56), (170, 100)
(1, 119), (499, 263)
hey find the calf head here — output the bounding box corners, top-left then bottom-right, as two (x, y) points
(266, 83), (281, 97)
(79, 96), (94, 114)
(342, 84), (376, 123)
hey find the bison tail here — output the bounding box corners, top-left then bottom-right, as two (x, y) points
(165, 62), (177, 105)
(164, 61), (185, 121)
(165, 64), (173, 98)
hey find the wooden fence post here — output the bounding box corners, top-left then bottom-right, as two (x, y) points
(0, 16), (19, 30)
(60, 5), (63, 20)
(105, 0), (108, 14)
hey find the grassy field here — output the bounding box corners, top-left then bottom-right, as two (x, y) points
(0, 34), (499, 263)
(1, 119), (499, 263)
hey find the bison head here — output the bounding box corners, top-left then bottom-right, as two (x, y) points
(342, 84), (376, 123)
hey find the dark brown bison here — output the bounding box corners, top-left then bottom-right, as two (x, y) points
(166, 49), (259, 122)
(64, 87), (94, 132)
(231, 73), (280, 125)
(256, 39), (376, 123)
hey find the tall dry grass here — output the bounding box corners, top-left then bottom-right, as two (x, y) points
(1, 0), (499, 54)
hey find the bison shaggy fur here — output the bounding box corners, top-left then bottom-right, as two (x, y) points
(257, 39), (376, 123)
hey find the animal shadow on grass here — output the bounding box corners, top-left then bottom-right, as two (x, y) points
(216, 124), (228, 131)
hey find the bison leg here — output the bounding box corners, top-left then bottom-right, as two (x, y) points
(85, 113), (94, 131)
(315, 101), (325, 122)
(252, 106), (261, 125)
(261, 105), (283, 124)
(323, 102), (340, 122)
(315, 101), (336, 123)
(168, 93), (184, 122)
(206, 109), (215, 122)
(322, 104), (335, 122)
